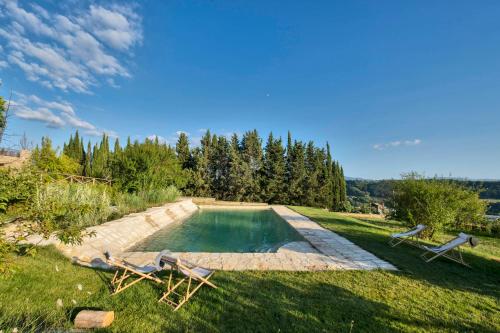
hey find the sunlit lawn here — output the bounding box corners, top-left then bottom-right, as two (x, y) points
(0, 207), (498, 332)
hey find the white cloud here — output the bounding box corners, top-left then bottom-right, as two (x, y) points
(84, 4), (142, 51)
(0, 60), (7, 68)
(11, 92), (115, 136)
(0, 0), (142, 93)
(12, 103), (65, 128)
(373, 139), (422, 150)
(147, 134), (168, 144)
(85, 128), (118, 138)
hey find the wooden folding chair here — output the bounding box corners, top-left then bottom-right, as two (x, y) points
(420, 233), (479, 268)
(105, 251), (165, 295)
(389, 224), (426, 248)
(158, 255), (217, 311)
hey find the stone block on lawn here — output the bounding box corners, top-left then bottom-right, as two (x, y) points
(74, 310), (114, 329)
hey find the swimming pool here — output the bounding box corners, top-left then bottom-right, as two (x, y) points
(130, 208), (304, 253)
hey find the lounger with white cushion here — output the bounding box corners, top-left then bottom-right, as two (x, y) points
(389, 224), (426, 247)
(105, 251), (168, 295)
(158, 251), (217, 311)
(420, 233), (479, 267)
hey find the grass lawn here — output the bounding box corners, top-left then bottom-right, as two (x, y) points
(1, 207), (499, 332)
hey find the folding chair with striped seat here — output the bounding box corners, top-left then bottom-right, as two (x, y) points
(389, 224), (426, 248)
(105, 251), (167, 295)
(158, 252), (217, 311)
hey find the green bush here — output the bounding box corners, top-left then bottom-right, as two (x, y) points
(25, 182), (111, 244)
(388, 172), (486, 238)
(0, 167), (39, 215)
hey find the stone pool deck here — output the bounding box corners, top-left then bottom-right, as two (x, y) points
(121, 205), (396, 271)
(19, 199), (396, 271)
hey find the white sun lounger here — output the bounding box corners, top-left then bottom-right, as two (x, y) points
(389, 224), (426, 247)
(105, 250), (169, 295)
(420, 233), (479, 267)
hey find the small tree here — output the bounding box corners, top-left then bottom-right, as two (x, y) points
(389, 172), (486, 238)
(0, 95), (8, 145)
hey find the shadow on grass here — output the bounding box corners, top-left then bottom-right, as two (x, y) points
(172, 270), (500, 333)
(302, 211), (500, 300)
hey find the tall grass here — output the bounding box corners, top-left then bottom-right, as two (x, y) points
(111, 185), (181, 219)
(30, 183), (181, 230)
(30, 182), (112, 228)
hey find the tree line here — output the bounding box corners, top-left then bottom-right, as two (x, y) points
(56, 129), (347, 210)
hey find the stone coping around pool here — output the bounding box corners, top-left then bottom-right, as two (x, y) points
(271, 206), (396, 270)
(29, 200), (396, 271)
(23, 198), (199, 268)
(119, 205), (397, 271)
(198, 204), (270, 210)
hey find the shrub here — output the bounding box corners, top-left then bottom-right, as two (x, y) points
(388, 172), (486, 238)
(0, 167), (39, 214)
(25, 182), (111, 244)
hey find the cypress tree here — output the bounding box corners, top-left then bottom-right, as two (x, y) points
(114, 138), (122, 155)
(262, 133), (286, 203)
(241, 130), (263, 201)
(288, 140), (306, 205)
(210, 136), (231, 199)
(197, 130), (213, 196)
(176, 132), (191, 169)
(227, 134), (251, 201)
(83, 141), (92, 177)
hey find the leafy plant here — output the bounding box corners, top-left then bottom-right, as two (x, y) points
(388, 172), (486, 238)
(24, 182), (111, 245)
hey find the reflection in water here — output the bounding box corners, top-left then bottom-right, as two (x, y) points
(131, 209), (304, 253)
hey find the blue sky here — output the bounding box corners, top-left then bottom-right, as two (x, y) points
(1, 0), (499, 179)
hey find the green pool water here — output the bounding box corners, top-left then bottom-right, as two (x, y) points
(131, 209), (304, 253)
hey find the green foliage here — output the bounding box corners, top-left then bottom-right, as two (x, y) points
(31, 137), (80, 174)
(111, 137), (187, 192)
(0, 167), (39, 213)
(112, 186), (180, 216)
(388, 173), (487, 238)
(176, 132), (191, 168)
(177, 130), (347, 209)
(262, 133), (287, 203)
(24, 182), (111, 245)
(0, 96), (6, 135)
(62, 130), (84, 165)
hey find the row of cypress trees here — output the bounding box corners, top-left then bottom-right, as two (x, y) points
(177, 130), (347, 210)
(61, 129), (347, 210)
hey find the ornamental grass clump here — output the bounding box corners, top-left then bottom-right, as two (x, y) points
(26, 182), (111, 245)
(140, 185), (181, 205)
